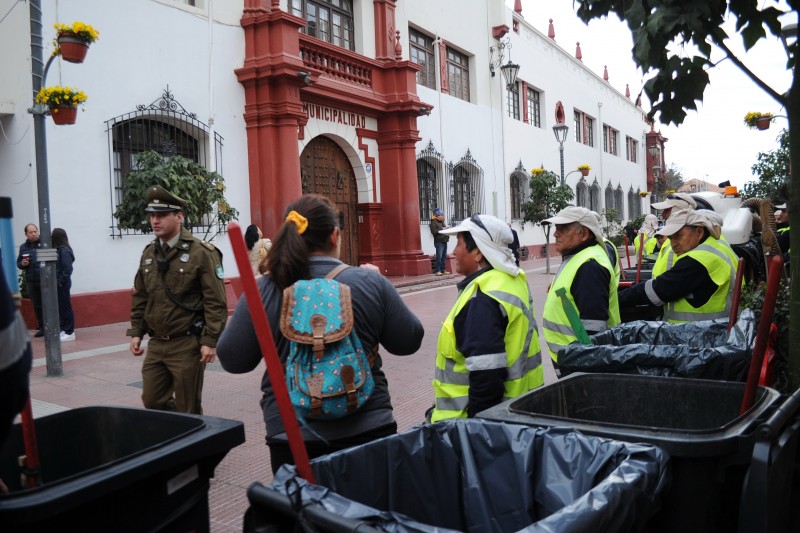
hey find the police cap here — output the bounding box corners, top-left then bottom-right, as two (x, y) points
(144, 186), (186, 213)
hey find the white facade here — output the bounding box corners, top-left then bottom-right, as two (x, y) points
(397, 1), (649, 255)
(0, 0), (248, 296)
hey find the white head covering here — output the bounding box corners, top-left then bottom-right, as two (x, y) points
(639, 214), (659, 236)
(656, 208), (722, 239)
(542, 206), (605, 245)
(651, 193), (697, 211)
(775, 203), (787, 210)
(440, 214), (519, 276)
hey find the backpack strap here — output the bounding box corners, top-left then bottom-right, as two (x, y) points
(324, 263), (379, 368)
(325, 263), (350, 280)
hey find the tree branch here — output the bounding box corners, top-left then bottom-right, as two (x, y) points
(710, 37), (788, 107)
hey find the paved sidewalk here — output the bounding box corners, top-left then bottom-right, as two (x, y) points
(20, 255), (562, 532)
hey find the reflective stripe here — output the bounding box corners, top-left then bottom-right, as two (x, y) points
(435, 358), (469, 386)
(507, 350), (543, 380)
(644, 279), (663, 305)
(542, 317), (574, 336)
(435, 395), (469, 413)
(465, 352), (507, 371)
(546, 340), (566, 358)
(665, 310), (728, 321)
(581, 319), (607, 332)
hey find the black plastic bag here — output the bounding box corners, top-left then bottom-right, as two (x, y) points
(558, 309), (755, 380)
(249, 419), (670, 533)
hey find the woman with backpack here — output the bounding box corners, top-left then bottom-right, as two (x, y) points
(52, 228), (75, 342)
(217, 194), (424, 472)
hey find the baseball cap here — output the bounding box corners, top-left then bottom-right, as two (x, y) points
(434, 208), (444, 216)
(440, 214), (518, 275)
(651, 193), (697, 211)
(656, 208), (722, 239)
(542, 206), (604, 244)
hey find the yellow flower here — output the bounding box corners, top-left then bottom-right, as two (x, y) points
(36, 86), (88, 109)
(531, 167), (545, 175)
(577, 164), (591, 171)
(54, 21), (99, 43)
(743, 111), (773, 128)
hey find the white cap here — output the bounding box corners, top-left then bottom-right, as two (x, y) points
(542, 206), (605, 245)
(440, 214), (519, 276)
(775, 203), (787, 210)
(651, 193), (697, 211)
(656, 208), (722, 239)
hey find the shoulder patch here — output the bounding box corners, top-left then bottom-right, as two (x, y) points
(215, 265), (224, 279)
(203, 241), (216, 251)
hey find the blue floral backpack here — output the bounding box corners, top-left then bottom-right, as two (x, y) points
(279, 265), (375, 420)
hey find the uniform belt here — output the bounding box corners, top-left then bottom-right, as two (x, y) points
(149, 330), (194, 341)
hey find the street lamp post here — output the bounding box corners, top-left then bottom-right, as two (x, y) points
(552, 124), (569, 186)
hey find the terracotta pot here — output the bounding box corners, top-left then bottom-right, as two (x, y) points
(580, 169), (589, 177)
(58, 32), (89, 63)
(756, 117), (771, 131)
(50, 105), (78, 125)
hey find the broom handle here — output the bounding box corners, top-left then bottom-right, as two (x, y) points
(227, 223), (315, 483)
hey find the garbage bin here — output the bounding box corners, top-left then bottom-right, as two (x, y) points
(478, 373), (782, 533)
(0, 406), (245, 532)
(245, 419), (670, 533)
(558, 309), (755, 380)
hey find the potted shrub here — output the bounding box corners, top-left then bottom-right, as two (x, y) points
(577, 163), (591, 177)
(35, 86), (87, 125)
(53, 21), (99, 63)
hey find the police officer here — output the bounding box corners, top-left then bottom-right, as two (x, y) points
(127, 186), (227, 414)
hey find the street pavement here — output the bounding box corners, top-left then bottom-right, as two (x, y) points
(20, 254), (568, 532)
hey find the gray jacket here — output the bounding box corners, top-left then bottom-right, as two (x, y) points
(217, 256), (424, 441)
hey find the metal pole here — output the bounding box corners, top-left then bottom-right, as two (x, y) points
(29, 0), (63, 376)
(559, 141), (565, 186)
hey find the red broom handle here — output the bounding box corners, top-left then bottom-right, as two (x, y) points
(227, 222), (315, 483)
(727, 257), (745, 332)
(19, 399), (40, 487)
(624, 235), (631, 269)
(740, 255), (782, 415)
(636, 233), (644, 283)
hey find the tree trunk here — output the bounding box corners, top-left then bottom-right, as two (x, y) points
(788, 67), (800, 391)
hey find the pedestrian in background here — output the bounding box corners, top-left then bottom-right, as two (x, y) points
(430, 208), (450, 275)
(127, 186), (228, 414)
(16, 224), (43, 337)
(52, 228), (75, 342)
(650, 193), (698, 278)
(217, 194), (423, 473)
(430, 214), (542, 422)
(541, 207), (620, 374)
(634, 214), (659, 258)
(245, 224), (272, 276)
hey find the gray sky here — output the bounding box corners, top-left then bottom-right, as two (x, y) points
(511, 0), (794, 190)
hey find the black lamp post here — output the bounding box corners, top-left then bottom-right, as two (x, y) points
(552, 124), (569, 185)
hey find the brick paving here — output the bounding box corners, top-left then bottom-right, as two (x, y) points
(20, 255), (562, 532)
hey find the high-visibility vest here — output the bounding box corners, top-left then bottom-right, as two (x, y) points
(634, 233), (657, 257)
(542, 244), (620, 362)
(431, 269), (543, 422)
(652, 239), (675, 278)
(663, 236), (739, 323)
(604, 238), (621, 282)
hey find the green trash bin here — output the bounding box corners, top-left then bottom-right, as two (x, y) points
(478, 373), (782, 533)
(0, 406), (245, 532)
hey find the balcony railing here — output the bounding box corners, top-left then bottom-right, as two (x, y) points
(299, 35), (373, 88)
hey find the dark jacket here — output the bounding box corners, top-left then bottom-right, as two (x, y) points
(16, 240), (42, 283)
(430, 217), (450, 244)
(56, 245), (75, 289)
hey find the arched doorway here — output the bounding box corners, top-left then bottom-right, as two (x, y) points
(300, 136), (360, 265)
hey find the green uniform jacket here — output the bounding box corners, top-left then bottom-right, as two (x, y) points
(127, 227), (227, 347)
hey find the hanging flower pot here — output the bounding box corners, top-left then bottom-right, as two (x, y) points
(50, 105), (78, 125)
(52, 22), (99, 64)
(756, 117), (772, 131)
(57, 33), (89, 63)
(36, 86), (87, 126)
(577, 164), (591, 177)
(743, 111), (773, 130)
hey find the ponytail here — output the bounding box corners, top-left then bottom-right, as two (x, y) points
(267, 194), (338, 289)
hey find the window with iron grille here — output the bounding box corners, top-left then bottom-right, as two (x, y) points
(507, 82), (520, 120)
(589, 181), (600, 211)
(452, 165), (472, 222)
(291, 0), (354, 51)
(603, 125), (619, 155)
(605, 184), (614, 211)
(409, 28), (436, 90)
(105, 88), (224, 238)
(446, 47), (470, 102)
(614, 187), (624, 220)
(510, 174), (522, 219)
(628, 189), (637, 219)
(526, 87), (541, 127)
(585, 116), (594, 147)
(417, 159), (438, 222)
(576, 179), (588, 208)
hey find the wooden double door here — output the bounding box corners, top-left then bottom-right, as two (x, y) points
(300, 136), (359, 265)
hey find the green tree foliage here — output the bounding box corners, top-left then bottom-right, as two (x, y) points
(521, 168), (574, 273)
(742, 129), (790, 203)
(113, 151), (239, 241)
(574, 0), (800, 389)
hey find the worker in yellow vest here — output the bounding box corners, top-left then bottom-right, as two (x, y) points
(541, 207), (620, 375)
(619, 208), (739, 323)
(430, 214), (543, 422)
(634, 214), (659, 259)
(650, 193), (697, 278)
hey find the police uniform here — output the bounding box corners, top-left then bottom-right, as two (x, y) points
(127, 186), (227, 414)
